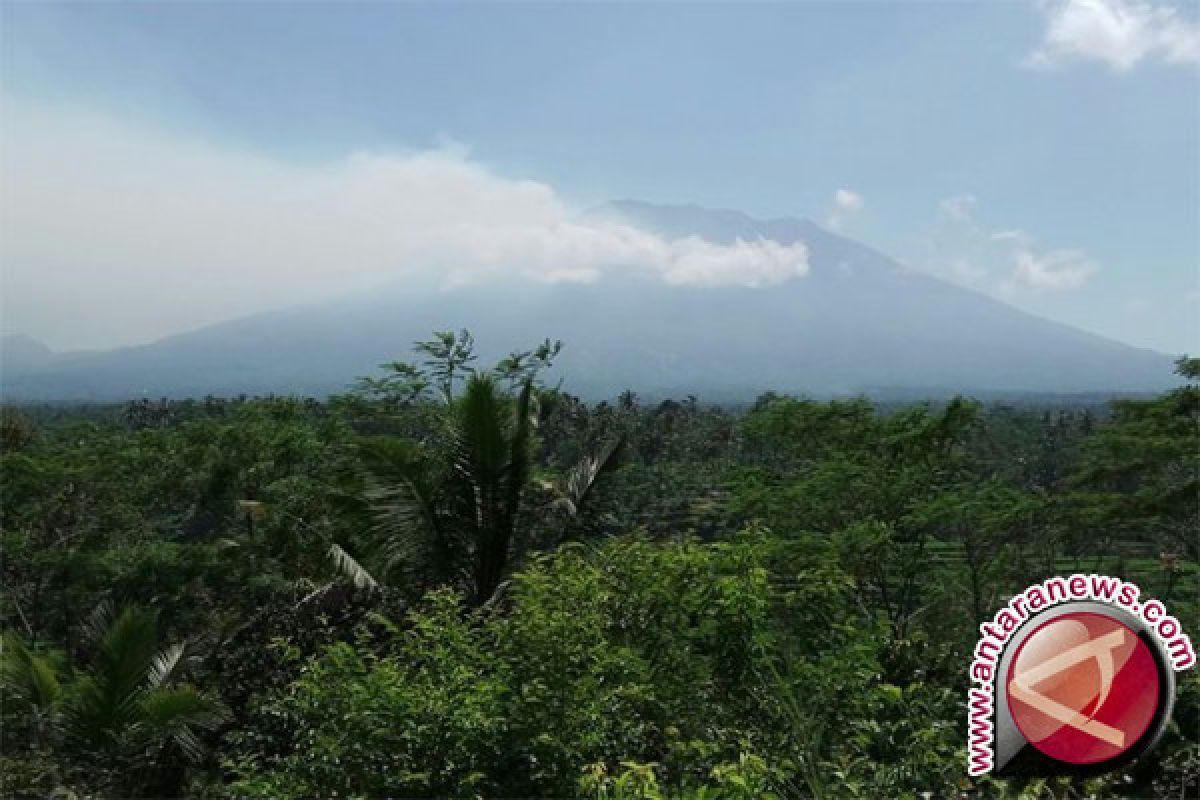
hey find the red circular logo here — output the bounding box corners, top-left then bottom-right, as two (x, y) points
(1006, 612), (1160, 765)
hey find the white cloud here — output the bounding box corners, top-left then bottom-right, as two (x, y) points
(834, 188), (864, 211)
(1026, 0), (1200, 71)
(1010, 249), (1097, 290)
(921, 194), (1098, 293)
(825, 188), (864, 231)
(0, 101), (808, 349)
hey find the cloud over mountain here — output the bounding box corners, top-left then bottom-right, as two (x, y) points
(919, 195), (1098, 295)
(1, 202), (1175, 403)
(825, 189), (864, 231)
(1, 101), (808, 349)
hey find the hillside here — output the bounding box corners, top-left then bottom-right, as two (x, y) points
(1, 203), (1176, 401)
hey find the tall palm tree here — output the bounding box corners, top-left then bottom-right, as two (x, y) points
(356, 374), (622, 605)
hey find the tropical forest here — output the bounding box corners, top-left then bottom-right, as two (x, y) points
(1, 331), (1196, 799)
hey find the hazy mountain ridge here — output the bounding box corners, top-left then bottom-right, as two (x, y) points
(1, 334), (57, 374)
(1, 202), (1176, 402)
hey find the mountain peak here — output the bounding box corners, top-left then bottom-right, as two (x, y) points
(0, 203), (1176, 401)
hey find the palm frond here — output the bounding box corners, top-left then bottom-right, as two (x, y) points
(362, 437), (439, 515)
(62, 605), (162, 752)
(460, 376), (535, 603)
(146, 642), (186, 690)
(60, 604), (229, 766)
(359, 434), (455, 585)
(94, 606), (160, 705)
(80, 598), (115, 648)
(138, 685), (230, 764)
(63, 606), (159, 753)
(0, 632), (62, 711)
(61, 674), (130, 753)
(358, 435), (429, 483)
(454, 374), (509, 492)
(561, 435), (625, 516)
(362, 439), (442, 537)
(328, 542), (379, 592)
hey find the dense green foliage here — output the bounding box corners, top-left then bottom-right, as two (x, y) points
(2, 338), (1197, 798)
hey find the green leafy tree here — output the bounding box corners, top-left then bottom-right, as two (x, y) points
(1068, 356), (1199, 565)
(0, 406), (36, 452)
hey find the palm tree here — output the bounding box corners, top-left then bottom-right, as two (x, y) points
(1, 603), (227, 796)
(65, 603), (227, 763)
(328, 332), (622, 604)
(356, 374), (622, 605)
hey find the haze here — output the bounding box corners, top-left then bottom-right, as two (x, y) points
(1, 1), (1197, 354)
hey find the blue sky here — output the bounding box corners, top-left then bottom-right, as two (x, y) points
(1, 1), (1197, 353)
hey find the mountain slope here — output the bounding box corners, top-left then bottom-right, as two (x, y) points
(1, 334), (57, 374)
(0, 203), (1177, 401)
